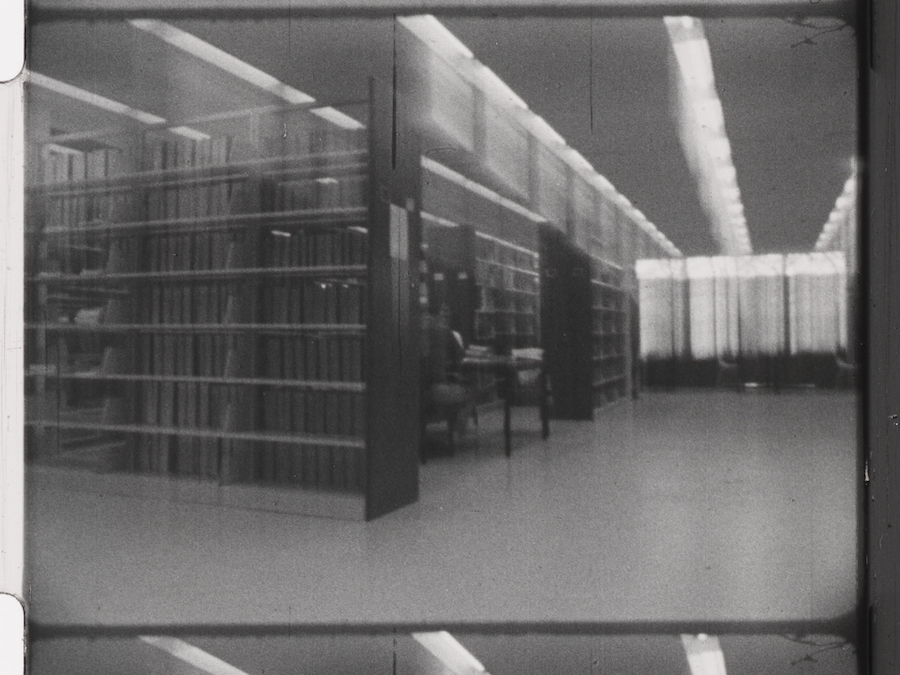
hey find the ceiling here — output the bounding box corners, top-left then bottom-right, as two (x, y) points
(26, 11), (857, 257)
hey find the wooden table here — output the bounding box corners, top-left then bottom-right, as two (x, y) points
(459, 354), (550, 456)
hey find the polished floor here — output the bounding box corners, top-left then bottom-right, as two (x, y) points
(26, 390), (858, 630)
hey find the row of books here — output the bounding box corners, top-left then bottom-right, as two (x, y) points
(39, 135), (367, 239)
(477, 287), (537, 312)
(475, 259), (539, 289)
(474, 236), (540, 350)
(256, 386), (366, 488)
(142, 123), (364, 175)
(42, 144), (130, 185)
(262, 226), (368, 271)
(131, 383), (367, 487)
(47, 225), (368, 282)
(593, 285), (624, 307)
(252, 438), (366, 491)
(265, 174), (367, 213)
(130, 131), (370, 484)
(593, 316), (625, 333)
(475, 233), (540, 271)
(24, 89), (407, 506)
(589, 255), (627, 401)
(31, 123), (375, 488)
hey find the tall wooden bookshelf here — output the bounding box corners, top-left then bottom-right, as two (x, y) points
(420, 214), (477, 346)
(590, 256), (629, 406)
(25, 89), (421, 520)
(473, 231), (541, 352)
(539, 224), (592, 420)
(539, 224), (632, 419)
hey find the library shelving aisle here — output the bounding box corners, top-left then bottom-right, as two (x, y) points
(25, 90), (422, 520)
(420, 158), (543, 354)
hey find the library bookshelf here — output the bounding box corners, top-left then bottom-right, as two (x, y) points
(539, 224), (634, 420)
(473, 231), (541, 352)
(590, 256), (629, 406)
(25, 89), (421, 521)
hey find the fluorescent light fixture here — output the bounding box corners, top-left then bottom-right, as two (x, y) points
(692, 98), (724, 132)
(129, 19), (314, 105)
(129, 20), (368, 133)
(835, 194), (853, 210)
(815, 163), (857, 251)
(412, 631), (487, 675)
(28, 72), (166, 126)
(310, 106), (365, 130)
(563, 147), (594, 173)
(716, 166), (738, 185)
(28, 71), (207, 140)
(45, 142), (85, 156)
(666, 16), (751, 256)
(529, 115), (567, 148)
(140, 636), (251, 675)
(168, 125), (211, 141)
(668, 35), (715, 90)
(681, 634), (727, 675)
(592, 174), (615, 194)
(398, 15), (475, 60)
(422, 211), (461, 229)
(479, 64), (530, 111)
(707, 137), (731, 162)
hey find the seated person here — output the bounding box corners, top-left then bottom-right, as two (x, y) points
(422, 302), (466, 394)
(420, 303), (471, 453)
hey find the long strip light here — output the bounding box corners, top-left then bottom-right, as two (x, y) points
(128, 19), (313, 105)
(28, 72), (166, 126)
(666, 16), (751, 256)
(411, 631), (489, 675)
(128, 19), (364, 130)
(630, 206), (682, 257)
(398, 15), (474, 60)
(27, 72), (209, 140)
(681, 634), (728, 675)
(139, 636), (251, 675)
(814, 160), (857, 252)
(422, 211), (461, 229)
